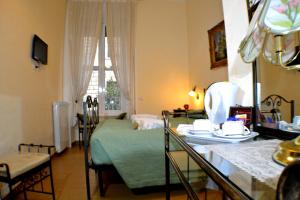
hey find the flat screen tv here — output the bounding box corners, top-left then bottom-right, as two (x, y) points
(31, 34), (48, 65)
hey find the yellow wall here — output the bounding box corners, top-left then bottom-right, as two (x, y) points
(135, 0), (190, 114)
(0, 0), (66, 154)
(186, 0), (227, 109)
(0, 0), (232, 152)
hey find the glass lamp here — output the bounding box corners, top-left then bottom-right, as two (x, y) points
(239, 0), (300, 70)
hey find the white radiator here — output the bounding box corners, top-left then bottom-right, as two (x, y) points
(53, 101), (70, 153)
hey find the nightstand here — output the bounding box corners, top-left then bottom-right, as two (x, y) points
(173, 109), (207, 119)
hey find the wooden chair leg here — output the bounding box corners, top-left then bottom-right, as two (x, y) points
(97, 169), (105, 197)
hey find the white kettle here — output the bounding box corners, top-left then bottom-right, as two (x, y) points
(204, 82), (239, 125)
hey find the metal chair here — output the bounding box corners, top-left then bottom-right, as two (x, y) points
(82, 101), (113, 200)
(77, 96), (94, 147)
(76, 113), (94, 147)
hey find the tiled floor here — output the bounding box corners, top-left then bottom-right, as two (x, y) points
(15, 144), (221, 200)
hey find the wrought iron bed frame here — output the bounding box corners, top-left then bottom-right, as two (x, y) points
(260, 94), (295, 123)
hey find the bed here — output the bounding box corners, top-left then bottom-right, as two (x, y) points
(90, 117), (206, 191)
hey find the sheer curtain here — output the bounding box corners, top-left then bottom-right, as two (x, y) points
(63, 0), (102, 125)
(106, 0), (136, 116)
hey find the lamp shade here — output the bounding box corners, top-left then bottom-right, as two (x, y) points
(239, 0), (300, 70)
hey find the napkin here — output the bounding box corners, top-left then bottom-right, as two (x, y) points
(193, 119), (212, 131)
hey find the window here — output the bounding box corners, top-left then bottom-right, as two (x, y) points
(84, 37), (122, 115)
(85, 69), (98, 100)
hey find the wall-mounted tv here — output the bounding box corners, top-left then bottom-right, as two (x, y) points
(31, 34), (48, 65)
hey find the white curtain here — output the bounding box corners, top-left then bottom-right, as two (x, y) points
(63, 0), (102, 125)
(106, 0), (136, 115)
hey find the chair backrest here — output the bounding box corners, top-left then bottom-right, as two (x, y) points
(260, 94), (295, 123)
(92, 98), (99, 125)
(77, 95), (96, 129)
(77, 113), (84, 126)
(86, 95), (93, 115)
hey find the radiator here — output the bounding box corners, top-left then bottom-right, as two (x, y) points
(53, 101), (70, 153)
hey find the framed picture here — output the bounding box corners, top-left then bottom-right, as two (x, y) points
(208, 21), (227, 69)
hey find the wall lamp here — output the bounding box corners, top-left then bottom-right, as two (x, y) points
(188, 86), (200, 99)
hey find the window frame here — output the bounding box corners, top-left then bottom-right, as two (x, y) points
(98, 66), (124, 116)
(85, 36), (124, 117)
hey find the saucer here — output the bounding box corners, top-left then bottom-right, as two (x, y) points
(183, 131), (259, 143)
(213, 130), (254, 139)
(292, 126), (300, 131)
(188, 129), (211, 135)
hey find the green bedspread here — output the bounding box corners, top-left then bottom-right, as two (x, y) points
(90, 118), (205, 189)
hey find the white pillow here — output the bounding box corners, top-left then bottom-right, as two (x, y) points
(131, 114), (160, 122)
(134, 118), (164, 130)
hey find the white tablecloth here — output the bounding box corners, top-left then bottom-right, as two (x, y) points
(198, 139), (284, 189)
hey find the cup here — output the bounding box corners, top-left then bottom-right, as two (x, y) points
(222, 120), (250, 136)
(293, 116), (300, 130)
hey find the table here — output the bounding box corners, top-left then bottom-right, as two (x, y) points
(163, 112), (281, 200)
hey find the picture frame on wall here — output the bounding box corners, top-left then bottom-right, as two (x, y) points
(208, 21), (227, 69)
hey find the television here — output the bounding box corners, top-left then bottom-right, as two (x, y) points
(31, 34), (48, 65)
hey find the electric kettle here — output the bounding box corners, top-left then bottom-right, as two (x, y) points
(204, 82), (239, 124)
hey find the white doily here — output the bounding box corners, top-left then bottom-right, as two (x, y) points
(202, 139), (284, 189)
